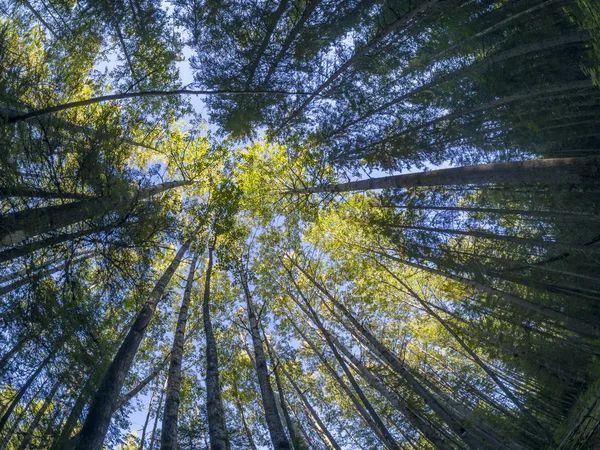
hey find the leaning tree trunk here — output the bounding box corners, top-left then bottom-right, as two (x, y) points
(282, 365), (342, 450)
(17, 381), (61, 450)
(160, 250), (200, 450)
(264, 336), (306, 450)
(0, 345), (58, 433)
(287, 258), (497, 449)
(295, 291), (401, 450)
(201, 246), (230, 450)
(240, 269), (291, 450)
(291, 156), (600, 194)
(74, 233), (196, 450)
(0, 180), (190, 247)
(149, 383), (165, 450)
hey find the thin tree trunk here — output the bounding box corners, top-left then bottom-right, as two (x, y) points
(149, 382), (165, 450)
(379, 253), (599, 337)
(3, 90), (315, 124)
(0, 381), (46, 450)
(295, 291), (402, 450)
(287, 257), (497, 449)
(201, 246), (230, 450)
(291, 157), (600, 194)
(74, 233), (196, 450)
(0, 348), (56, 433)
(246, 0), (290, 85)
(240, 269), (291, 450)
(293, 321), (397, 449)
(233, 378), (259, 450)
(160, 250), (199, 450)
(116, 352), (171, 411)
(17, 381), (61, 450)
(329, 332), (452, 449)
(282, 366), (341, 450)
(139, 379), (159, 450)
(53, 375), (96, 450)
(264, 336), (306, 450)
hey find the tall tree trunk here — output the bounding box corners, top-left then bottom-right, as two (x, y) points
(201, 246), (230, 450)
(0, 346), (57, 433)
(287, 257), (498, 449)
(232, 378), (259, 450)
(116, 352), (171, 411)
(264, 336), (306, 450)
(381, 253), (599, 337)
(149, 382), (165, 450)
(0, 180), (190, 247)
(240, 269), (291, 450)
(16, 381), (61, 450)
(74, 233), (196, 450)
(291, 156), (600, 194)
(160, 250), (200, 450)
(140, 379), (159, 450)
(294, 291), (401, 450)
(282, 367), (341, 450)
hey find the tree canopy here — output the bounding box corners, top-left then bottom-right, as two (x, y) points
(1, 0), (600, 448)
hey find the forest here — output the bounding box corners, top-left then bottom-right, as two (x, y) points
(1, 0), (600, 448)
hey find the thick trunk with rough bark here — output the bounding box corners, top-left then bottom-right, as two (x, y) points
(201, 247), (230, 450)
(74, 235), (194, 450)
(292, 157), (600, 195)
(160, 250), (199, 450)
(240, 270), (291, 450)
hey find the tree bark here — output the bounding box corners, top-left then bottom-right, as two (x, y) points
(0, 187), (90, 200)
(139, 380), (159, 450)
(200, 246), (230, 450)
(74, 233), (195, 450)
(240, 269), (291, 450)
(53, 375), (97, 450)
(291, 157), (600, 195)
(160, 250), (200, 450)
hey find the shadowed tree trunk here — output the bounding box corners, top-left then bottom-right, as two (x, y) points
(291, 157), (600, 194)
